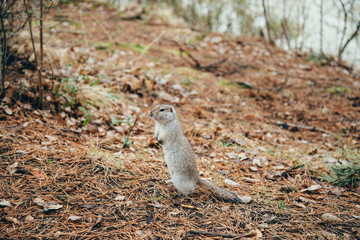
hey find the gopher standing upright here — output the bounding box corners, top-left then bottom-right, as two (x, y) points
(150, 104), (240, 202)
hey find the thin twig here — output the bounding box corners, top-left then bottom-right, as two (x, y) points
(188, 229), (254, 238)
(23, 0), (43, 108)
(0, 175), (29, 182)
(338, 0), (347, 59)
(43, 1), (54, 22)
(88, 13), (115, 43)
(134, 30), (165, 67)
(0, 4), (7, 98)
(173, 40), (201, 68)
(40, 0), (43, 69)
(123, 115), (139, 148)
(339, 20), (360, 57)
(274, 120), (359, 138)
(109, 176), (121, 188)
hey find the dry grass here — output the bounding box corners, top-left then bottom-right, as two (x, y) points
(1, 111), (359, 239)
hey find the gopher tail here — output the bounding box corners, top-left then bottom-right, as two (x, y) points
(199, 179), (239, 202)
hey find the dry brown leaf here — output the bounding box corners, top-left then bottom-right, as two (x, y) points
(25, 215), (35, 222)
(321, 213), (342, 223)
(5, 217), (20, 224)
(7, 162), (18, 174)
(31, 169), (48, 180)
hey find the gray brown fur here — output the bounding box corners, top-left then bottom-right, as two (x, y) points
(150, 104), (240, 202)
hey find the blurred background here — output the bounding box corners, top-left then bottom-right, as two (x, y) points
(105, 0), (360, 68)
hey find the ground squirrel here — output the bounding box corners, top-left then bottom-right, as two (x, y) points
(150, 104), (240, 202)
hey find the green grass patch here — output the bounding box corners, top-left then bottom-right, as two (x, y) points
(322, 161), (360, 188)
(94, 41), (114, 51)
(117, 43), (147, 53)
(326, 86), (350, 95)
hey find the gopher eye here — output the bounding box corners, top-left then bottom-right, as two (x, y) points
(160, 108), (165, 112)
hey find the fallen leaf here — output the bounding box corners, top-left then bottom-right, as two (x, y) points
(7, 162), (18, 174)
(331, 189), (342, 196)
(94, 212), (103, 227)
(221, 206), (230, 211)
(15, 150), (29, 154)
(25, 215), (35, 222)
(294, 202), (307, 209)
(274, 171), (284, 177)
(273, 165), (285, 170)
(43, 202), (63, 211)
(4, 106), (13, 115)
(254, 228), (263, 238)
(258, 223), (269, 228)
(301, 185), (321, 193)
(224, 178), (240, 186)
(226, 152), (237, 159)
(114, 194), (126, 201)
(249, 166), (258, 172)
(5, 216), (20, 224)
(238, 195), (252, 204)
(210, 153), (217, 158)
(149, 201), (163, 208)
(33, 198), (45, 206)
(263, 214), (277, 222)
(68, 215), (82, 221)
(244, 177), (260, 183)
(321, 213), (342, 223)
(31, 169), (48, 180)
(298, 197), (317, 204)
(299, 64), (311, 70)
(0, 199), (11, 207)
(45, 135), (57, 141)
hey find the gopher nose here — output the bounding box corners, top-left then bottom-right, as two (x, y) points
(149, 111), (153, 117)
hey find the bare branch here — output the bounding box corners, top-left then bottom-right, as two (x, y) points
(0, 3), (8, 98)
(338, 0), (348, 59)
(319, 0), (324, 54)
(262, 0), (274, 45)
(40, 0), (43, 69)
(23, 0), (43, 108)
(339, 20), (360, 57)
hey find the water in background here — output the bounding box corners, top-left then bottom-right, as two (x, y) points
(109, 0), (360, 69)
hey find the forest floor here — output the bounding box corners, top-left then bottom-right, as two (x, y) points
(1, 1), (360, 239)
